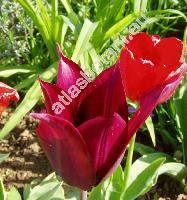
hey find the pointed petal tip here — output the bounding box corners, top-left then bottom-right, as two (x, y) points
(38, 78), (46, 86)
(56, 43), (67, 62)
(38, 78), (56, 92)
(30, 112), (45, 121)
(30, 112), (39, 119)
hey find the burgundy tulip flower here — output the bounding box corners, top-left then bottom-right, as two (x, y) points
(119, 32), (187, 135)
(31, 47), (129, 190)
(0, 82), (19, 115)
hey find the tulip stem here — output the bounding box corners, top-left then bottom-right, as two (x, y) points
(123, 134), (136, 194)
(80, 190), (87, 200)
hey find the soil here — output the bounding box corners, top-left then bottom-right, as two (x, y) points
(0, 108), (52, 190)
(0, 108), (187, 200)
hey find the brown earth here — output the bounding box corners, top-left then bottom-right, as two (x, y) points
(0, 108), (187, 199)
(0, 108), (52, 190)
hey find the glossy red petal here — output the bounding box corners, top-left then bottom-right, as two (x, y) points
(128, 63), (187, 140)
(119, 49), (156, 101)
(76, 65), (127, 124)
(39, 80), (74, 122)
(126, 32), (154, 59)
(0, 82), (19, 114)
(31, 113), (95, 190)
(78, 113), (127, 185)
(154, 37), (184, 69)
(119, 32), (186, 102)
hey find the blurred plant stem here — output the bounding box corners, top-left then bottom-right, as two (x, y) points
(80, 190), (87, 200)
(123, 134), (136, 193)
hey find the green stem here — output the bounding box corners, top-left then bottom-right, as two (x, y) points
(123, 134), (136, 194)
(80, 190), (87, 200)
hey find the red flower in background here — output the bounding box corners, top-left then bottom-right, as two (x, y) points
(0, 82), (19, 115)
(119, 32), (187, 135)
(119, 32), (186, 103)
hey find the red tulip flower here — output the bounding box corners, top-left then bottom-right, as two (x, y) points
(119, 32), (187, 134)
(0, 82), (19, 115)
(31, 47), (129, 190)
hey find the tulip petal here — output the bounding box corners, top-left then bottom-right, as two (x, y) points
(119, 49), (156, 101)
(76, 65), (127, 124)
(39, 80), (74, 122)
(159, 63), (187, 103)
(154, 37), (184, 69)
(0, 82), (19, 114)
(119, 32), (186, 102)
(126, 32), (154, 59)
(57, 47), (83, 91)
(31, 113), (95, 190)
(128, 64), (187, 140)
(78, 113), (127, 185)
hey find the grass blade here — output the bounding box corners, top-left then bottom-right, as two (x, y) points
(71, 19), (98, 63)
(104, 13), (139, 41)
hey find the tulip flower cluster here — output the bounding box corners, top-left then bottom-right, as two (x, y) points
(0, 82), (19, 115)
(32, 33), (187, 191)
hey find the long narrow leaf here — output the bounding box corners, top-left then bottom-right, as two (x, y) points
(104, 13), (139, 41)
(71, 19), (98, 63)
(17, 0), (57, 59)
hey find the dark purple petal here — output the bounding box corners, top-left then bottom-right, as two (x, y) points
(40, 80), (75, 122)
(31, 113), (95, 190)
(76, 65), (128, 125)
(78, 113), (127, 184)
(57, 45), (84, 91)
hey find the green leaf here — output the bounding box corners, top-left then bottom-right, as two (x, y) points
(0, 68), (32, 78)
(128, 153), (172, 187)
(174, 78), (187, 165)
(0, 153), (9, 164)
(7, 187), (22, 200)
(89, 167), (124, 200)
(15, 74), (38, 91)
(60, 0), (81, 36)
(23, 184), (32, 200)
(0, 62), (58, 139)
(89, 183), (104, 200)
(105, 166), (124, 200)
(36, 0), (51, 33)
(64, 186), (80, 200)
(134, 143), (156, 155)
(17, 0), (57, 59)
(121, 158), (165, 200)
(133, 0), (148, 12)
(71, 19), (98, 63)
(145, 116), (156, 146)
(104, 13), (139, 41)
(159, 162), (187, 181)
(0, 179), (5, 200)
(25, 173), (64, 200)
(60, 0), (74, 14)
